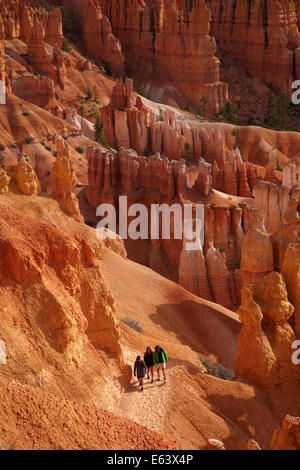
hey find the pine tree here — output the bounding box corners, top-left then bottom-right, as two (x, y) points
(94, 114), (110, 148)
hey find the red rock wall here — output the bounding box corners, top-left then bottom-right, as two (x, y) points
(102, 79), (260, 197)
(0, 0), (63, 46)
(207, 0), (300, 95)
(86, 146), (259, 310)
(96, 0), (228, 112)
(58, 0), (125, 76)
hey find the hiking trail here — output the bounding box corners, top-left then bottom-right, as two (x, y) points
(113, 364), (176, 435)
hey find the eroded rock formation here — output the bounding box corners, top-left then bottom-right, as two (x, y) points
(101, 79), (263, 196)
(107, 0), (227, 111)
(8, 156), (40, 195)
(270, 415), (300, 450)
(0, 202), (122, 363)
(207, 0), (300, 95)
(235, 270), (299, 387)
(0, 1), (63, 46)
(86, 145), (254, 310)
(81, 0), (125, 76)
(52, 136), (83, 221)
(0, 167), (10, 194)
(253, 158), (300, 233)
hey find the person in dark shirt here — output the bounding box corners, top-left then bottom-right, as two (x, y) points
(134, 355), (147, 391)
(144, 346), (154, 383)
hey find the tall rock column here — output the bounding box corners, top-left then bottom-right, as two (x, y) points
(282, 245), (300, 339)
(235, 271), (299, 387)
(52, 136), (83, 222)
(178, 240), (212, 300)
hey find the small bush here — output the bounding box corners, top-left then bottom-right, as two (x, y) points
(94, 113), (110, 148)
(159, 109), (164, 122)
(45, 145), (51, 152)
(25, 136), (34, 144)
(113, 137), (120, 151)
(61, 36), (71, 53)
(183, 142), (192, 160)
(200, 358), (235, 381)
(138, 87), (146, 98)
(22, 111), (30, 117)
(76, 146), (84, 154)
(120, 317), (143, 334)
(199, 95), (208, 118)
(40, 141), (45, 146)
(104, 62), (112, 77)
(85, 86), (92, 102)
(276, 165), (283, 172)
(10, 143), (17, 149)
(266, 92), (289, 130)
(216, 101), (241, 125)
(0, 143), (6, 151)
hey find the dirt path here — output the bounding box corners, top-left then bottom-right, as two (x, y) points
(113, 366), (174, 435)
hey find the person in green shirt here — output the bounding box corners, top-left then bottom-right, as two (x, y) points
(153, 345), (168, 383)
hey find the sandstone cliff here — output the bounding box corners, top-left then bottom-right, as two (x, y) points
(207, 0), (300, 95)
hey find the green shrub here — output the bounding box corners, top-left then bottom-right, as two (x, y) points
(104, 62), (112, 77)
(10, 143), (17, 149)
(76, 146), (84, 154)
(266, 92), (289, 130)
(85, 86), (92, 102)
(0, 143), (6, 151)
(22, 111), (30, 117)
(138, 87), (147, 98)
(200, 358), (235, 381)
(216, 101), (241, 125)
(45, 145), (51, 152)
(113, 137), (120, 151)
(159, 109), (164, 122)
(61, 36), (71, 53)
(183, 142), (192, 160)
(121, 317), (143, 334)
(25, 136), (34, 144)
(94, 113), (110, 148)
(199, 95), (208, 118)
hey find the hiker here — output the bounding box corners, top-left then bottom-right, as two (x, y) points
(144, 346), (154, 383)
(134, 355), (147, 391)
(153, 345), (168, 383)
